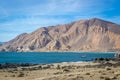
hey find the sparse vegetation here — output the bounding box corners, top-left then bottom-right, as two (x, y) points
(1, 60), (120, 80)
(11, 74), (15, 77)
(63, 69), (70, 72)
(17, 72), (24, 77)
(5, 75), (7, 77)
(112, 76), (117, 79)
(106, 67), (111, 70)
(100, 76), (104, 79)
(104, 77), (111, 80)
(85, 72), (90, 75)
(102, 73), (106, 75)
(115, 73), (120, 76)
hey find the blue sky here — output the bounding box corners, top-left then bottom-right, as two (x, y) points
(0, 0), (120, 42)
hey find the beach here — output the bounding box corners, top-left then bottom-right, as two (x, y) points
(0, 60), (120, 80)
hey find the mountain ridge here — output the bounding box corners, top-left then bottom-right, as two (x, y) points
(0, 18), (120, 52)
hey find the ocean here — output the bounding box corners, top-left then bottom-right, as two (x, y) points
(0, 52), (115, 64)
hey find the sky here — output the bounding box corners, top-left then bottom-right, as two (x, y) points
(0, 0), (120, 42)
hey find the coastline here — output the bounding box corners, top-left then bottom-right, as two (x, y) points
(0, 51), (116, 54)
(0, 52), (115, 65)
(0, 60), (120, 80)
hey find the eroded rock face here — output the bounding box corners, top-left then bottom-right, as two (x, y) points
(0, 18), (120, 52)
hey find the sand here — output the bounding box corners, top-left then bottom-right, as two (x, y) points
(0, 61), (120, 80)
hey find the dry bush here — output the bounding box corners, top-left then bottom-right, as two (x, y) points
(17, 72), (24, 77)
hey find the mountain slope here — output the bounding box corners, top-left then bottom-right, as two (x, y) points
(0, 18), (120, 52)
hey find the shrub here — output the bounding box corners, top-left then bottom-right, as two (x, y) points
(106, 67), (111, 70)
(63, 69), (70, 72)
(5, 75), (7, 77)
(104, 77), (111, 80)
(11, 75), (15, 77)
(17, 72), (24, 77)
(86, 73), (90, 75)
(112, 76), (117, 79)
(100, 76), (104, 79)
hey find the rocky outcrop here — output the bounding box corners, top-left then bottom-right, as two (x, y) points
(0, 18), (120, 52)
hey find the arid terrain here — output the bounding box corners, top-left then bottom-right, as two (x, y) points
(0, 18), (120, 52)
(0, 60), (120, 80)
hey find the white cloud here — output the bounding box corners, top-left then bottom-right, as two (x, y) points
(0, 0), (108, 16)
(0, 33), (16, 42)
(0, 16), (71, 41)
(0, 16), (70, 35)
(104, 16), (120, 24)
(0, 0), (119, 42)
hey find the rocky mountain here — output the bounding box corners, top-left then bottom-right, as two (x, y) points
(0, 18), (120, 52)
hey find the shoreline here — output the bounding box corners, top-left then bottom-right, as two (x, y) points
(0, 60), (120, 80)
(0, 61), (91, 69)
(0, 51), (116, 53)
(1, 57), (115, 68)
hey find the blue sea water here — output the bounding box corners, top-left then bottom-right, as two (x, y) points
(0, 52), (115, 64)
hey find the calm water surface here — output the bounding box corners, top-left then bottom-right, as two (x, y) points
(0, 52), (115, 64)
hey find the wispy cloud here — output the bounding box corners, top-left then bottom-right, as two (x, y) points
(0, 0), (120, 41)
(0, 16), (70, 32)
(0, 0), (112, 17)
(104, 16), (120, 24)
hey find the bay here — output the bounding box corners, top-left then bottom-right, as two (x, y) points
(0, 52), (115, 64)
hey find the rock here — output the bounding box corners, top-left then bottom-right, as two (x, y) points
(41, 64), (51, 69)
(0, 18), (120, 52)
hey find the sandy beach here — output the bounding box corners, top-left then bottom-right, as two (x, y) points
(0, 60), (120, 80)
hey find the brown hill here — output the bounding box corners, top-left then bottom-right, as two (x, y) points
(0, 18), (120, 52)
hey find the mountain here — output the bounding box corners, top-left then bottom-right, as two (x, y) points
(0, 42), (3, 44)
(0, 42), (5, 45)
(0, 18), (120, 52)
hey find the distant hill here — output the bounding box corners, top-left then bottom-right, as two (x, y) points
(0, 42), (4, 45)
(0, 18), (120, 52)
